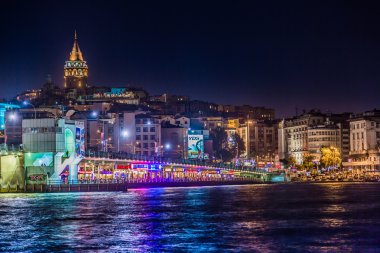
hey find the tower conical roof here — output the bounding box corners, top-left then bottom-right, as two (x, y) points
(69, 31), (84, 61)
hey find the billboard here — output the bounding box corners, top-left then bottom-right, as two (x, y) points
(188, 134), (204, 159)
(75, 121), (85, 157)
(25, 152), (54, 167)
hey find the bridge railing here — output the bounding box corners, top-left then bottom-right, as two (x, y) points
(47, 176), (263, 185)
(84, 150), (274, 173)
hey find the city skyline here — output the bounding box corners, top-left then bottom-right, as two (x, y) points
(2, 1), (380, 117)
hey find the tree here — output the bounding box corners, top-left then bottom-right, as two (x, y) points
(320, 146), (341, 168)
(210, 127), (232, 162)
(302, 153), (315, 171)
(229, 132), (246, 158)
(280, 155), (297, 169)
(210, 127), (247, 162)
(288, 155), (297, 167)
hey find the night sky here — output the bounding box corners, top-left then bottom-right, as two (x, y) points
(1, 1), (380, 117)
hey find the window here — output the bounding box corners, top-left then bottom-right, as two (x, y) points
(136, 127), (141, 132)
(143, 143), (148, 148)
(150, 143), (155, 148)
(150, 135), (155, 140)
(150, 127), (155, 132)
(136, 135), (141, 140)
(143, 135), (148, 140)
(143, 127), (148, 132)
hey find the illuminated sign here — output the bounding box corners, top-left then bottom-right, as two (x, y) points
(29, 174), (46, 181)
(116, 164), (131, 170)
(132, 164), (149, 170)
(188, 134), (204, 159)
(149, 164), (163, 171)
(75, 121), (85, 157)
(78, 171), (92, 174)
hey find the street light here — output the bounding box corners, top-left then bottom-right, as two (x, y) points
(23, 101), (36, 119)
(91, 111), (98, 117)
(118, 130), (130, 152)
(9, 113), (17, 121)
(4, 112), (17, 146)
(121, 130), (129, 137)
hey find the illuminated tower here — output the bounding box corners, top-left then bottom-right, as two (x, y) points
(64, 31), (88, 91)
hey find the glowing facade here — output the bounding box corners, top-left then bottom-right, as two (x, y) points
(64, 31), (88, 91)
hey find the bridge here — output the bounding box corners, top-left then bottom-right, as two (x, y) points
(47, 152), (286, 186)
(0, 151), (285, 192)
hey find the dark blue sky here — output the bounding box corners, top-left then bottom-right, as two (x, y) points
(1, 0), (380, 117)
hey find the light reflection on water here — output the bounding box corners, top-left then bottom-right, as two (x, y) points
(0, 183), (380, 252)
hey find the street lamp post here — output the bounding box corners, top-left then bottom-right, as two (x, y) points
(4, 113), (17, 147)
(23, 101), (36, 119)
(118, 130), (129, 152)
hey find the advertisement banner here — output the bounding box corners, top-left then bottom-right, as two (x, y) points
(75, 121), (85, 157)
(25, 152), (54, 167)
(188, 134), (204, 159)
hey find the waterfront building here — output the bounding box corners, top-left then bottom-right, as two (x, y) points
(2, 108), (60, 148)
(238, 119), (278, 162)
(278, 110), (350, 164)
(343, 110), (380, 171)
(22, 117), (85, 183)
(307, 122), (343, 162)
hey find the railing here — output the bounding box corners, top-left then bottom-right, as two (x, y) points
(84, 150), (273, 173)
(47, 176), (261, 185)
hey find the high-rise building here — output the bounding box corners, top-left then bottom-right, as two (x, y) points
(64, 31), (88, 97)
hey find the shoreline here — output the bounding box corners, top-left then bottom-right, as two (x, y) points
(1, 180), (266, 193)
(2, 180), (379, 193)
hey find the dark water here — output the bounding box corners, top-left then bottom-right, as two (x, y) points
(1, 183), (380, 252)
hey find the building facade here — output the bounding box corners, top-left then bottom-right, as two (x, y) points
(278, 111), (350, 164)
(238, 120), (278, 162)
(343, 110), (380, 171)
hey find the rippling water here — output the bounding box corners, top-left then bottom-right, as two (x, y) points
(0, 183), (380, 252)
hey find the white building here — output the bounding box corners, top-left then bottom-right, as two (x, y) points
(134, 114), (161, 157)
(278, 111), (350, 164)
(343, 110), (380, 170)
(22, 118), (84, 183)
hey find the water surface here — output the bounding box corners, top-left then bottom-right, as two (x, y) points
(0, 183), (380, 252)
